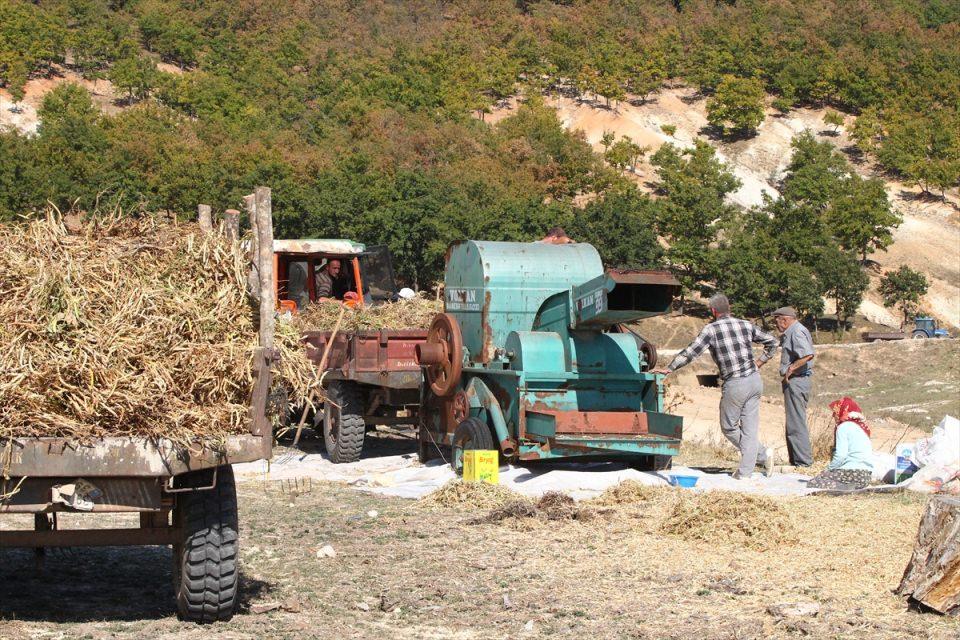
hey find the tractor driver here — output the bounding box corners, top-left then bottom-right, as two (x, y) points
(315, 259), (347, 301)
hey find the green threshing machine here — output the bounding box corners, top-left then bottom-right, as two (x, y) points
(415, 240), (684, 472)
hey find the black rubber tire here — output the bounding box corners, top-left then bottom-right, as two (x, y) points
(173, 465), (239, 624)
(451, 417), (496, 474)
(911, 330), (927, 339)
(323, 381), (366, 463)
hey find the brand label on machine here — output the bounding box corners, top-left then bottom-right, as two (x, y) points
(575, 289), (605, 317)
(446, 288), (482, 311)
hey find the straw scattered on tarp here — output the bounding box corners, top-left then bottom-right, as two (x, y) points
(592, 480), (670, 506)
(420, 480), (521, 509)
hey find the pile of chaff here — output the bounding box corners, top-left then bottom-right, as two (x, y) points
(0, 211), (311, 445)
(294, 296), (441, 333)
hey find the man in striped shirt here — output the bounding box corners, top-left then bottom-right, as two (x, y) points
(653, 294), (779, 479)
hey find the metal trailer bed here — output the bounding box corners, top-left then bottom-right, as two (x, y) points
(0, 347), (274, 623)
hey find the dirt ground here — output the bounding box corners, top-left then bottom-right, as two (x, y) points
(1, 476), (956, 640)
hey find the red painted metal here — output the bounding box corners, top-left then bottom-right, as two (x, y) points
(304, 329), (428, 390)
(528, 410), (650, 435)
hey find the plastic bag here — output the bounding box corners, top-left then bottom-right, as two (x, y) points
(911, 415), (960, 468)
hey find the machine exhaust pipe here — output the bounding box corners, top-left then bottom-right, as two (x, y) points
(499, 438), (517, 458)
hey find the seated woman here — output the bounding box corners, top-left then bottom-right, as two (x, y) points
(807, 397), (874, 490)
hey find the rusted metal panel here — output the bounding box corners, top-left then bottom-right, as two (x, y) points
(529, 410), (650, 435)
(0, 435), (265, 478)
(0, 477), (164, 513)
(606, 269), (681, 287)
(0, 527), (180, 548)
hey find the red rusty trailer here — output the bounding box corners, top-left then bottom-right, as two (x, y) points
(302, 328), (427, 462)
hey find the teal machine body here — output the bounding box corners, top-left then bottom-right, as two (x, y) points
(417, 240), (683, 469)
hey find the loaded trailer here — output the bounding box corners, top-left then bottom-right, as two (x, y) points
(0, 348), (274, 623)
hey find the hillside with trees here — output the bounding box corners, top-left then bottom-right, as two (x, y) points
(0, 0), (957, 326)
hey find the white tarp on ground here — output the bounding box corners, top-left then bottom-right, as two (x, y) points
(234, 451), (817, 500)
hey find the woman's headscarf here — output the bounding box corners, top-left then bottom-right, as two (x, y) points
(829, 397), (871, 437)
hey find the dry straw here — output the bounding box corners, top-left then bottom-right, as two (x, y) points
(420, 480), (521, 509)
(0, 210), (311, 446)
(293, 297), (441, 333)
(659, 491), (798, 551)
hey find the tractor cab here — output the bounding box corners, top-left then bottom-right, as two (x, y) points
(273, 239), (399, 313)
(912, 317), (951, 339)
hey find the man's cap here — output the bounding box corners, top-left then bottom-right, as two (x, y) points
(772, 306), (797, 318)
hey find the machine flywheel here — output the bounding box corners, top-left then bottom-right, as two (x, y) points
(415, 313), (464, 397)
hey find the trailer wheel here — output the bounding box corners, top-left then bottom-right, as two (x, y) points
(451, 417), (495, 474)
(173, 465), (239, 624)
(323, 380), (366, 463)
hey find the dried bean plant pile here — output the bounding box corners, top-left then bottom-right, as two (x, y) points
(0, 212), (305, 445)
(294, 296), (441, 333)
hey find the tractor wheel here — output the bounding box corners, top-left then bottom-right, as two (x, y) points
(323, 381), (366, 463)
(451, 417), (495, 475)
(911, 330), (928, 339)
(173, 465), (239, 624)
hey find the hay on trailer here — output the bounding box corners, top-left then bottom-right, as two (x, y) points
(294, 296), (441, 333)
(659, 491), (798, 551)
(0, 210), (307, 445)
(420, 480), (521, 509)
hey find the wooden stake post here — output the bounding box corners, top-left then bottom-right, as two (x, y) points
(254, 186), (275, 351)
(898, 496), (960, 615)
(244, 194), (260, 302)
(198, 204), (213, 233)
(224, 209), (240, 242)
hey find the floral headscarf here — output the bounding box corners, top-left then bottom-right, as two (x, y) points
(829, 397), (871, 437)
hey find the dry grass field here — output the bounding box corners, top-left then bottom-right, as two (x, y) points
(1, 477), (956, 640)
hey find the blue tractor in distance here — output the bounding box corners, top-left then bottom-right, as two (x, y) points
(911, 317), (952, 339)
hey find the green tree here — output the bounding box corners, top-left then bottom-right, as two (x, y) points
(823, 110), (844, 134)
(604, 136), (645, 173)
(825, 175), (901, 262)
(780, 131), (849, 212)
(877, 108), (960, 197)
(879, 265), (929, 328)
(109, 53), (158, 102)
(33, 83), (109, 211)
(566, 186), (663, 268)
(600, 130), (615, 154)
(651, 141), (741, 311)
(816, 246), (869, 335)
(706, 75), (766, 137)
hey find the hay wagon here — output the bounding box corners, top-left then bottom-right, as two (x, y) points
(0, 190), (281, 624)
(0, 349), (274, 624)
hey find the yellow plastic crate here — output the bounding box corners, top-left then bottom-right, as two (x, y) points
(462, 450), (499, 484)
